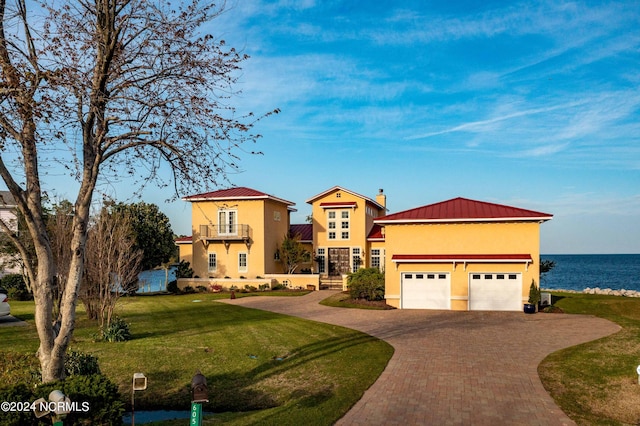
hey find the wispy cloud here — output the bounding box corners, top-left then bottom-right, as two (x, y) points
(404, 102), (584, 140)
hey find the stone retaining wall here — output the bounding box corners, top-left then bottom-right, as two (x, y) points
(543, 287), (640, 297)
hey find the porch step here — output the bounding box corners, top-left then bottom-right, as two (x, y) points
(320, 279), (344, 291)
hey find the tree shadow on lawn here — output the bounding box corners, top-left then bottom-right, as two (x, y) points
(123, 301), (287, 341)
(136, 331), (378, 413)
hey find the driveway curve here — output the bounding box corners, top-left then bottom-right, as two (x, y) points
(219, 291), (620, 425)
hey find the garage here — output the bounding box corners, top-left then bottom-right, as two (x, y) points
(469, 273), (522, 311)
(401, 272), (450, 309)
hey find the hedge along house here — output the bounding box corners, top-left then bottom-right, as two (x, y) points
(306, 186), (387, 289)
(374, 198), (553, 311)
(179, 187), (296, 279)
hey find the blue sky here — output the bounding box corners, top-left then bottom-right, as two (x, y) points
(12, 0), (640, 254)
(194, 0), (640, 254)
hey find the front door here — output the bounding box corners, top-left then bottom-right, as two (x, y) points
(328, 248), (350, 276)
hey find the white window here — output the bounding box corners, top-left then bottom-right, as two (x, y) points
(370, 249), (384, 271)
(208, 253), (217, 272)
(238, 252), (248, 273)
(218, 209), (237, 235)
(327, 209), (349, 240)
(352, 248), (361, 272)
(317, 248), (326, 274)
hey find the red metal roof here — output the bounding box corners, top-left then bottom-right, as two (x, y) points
(376, 197), (552, 223)
(182, 186), (294, 205)
(289, 224), (313, 242)
(175, 236), (192, 244)
(392, 254), (533, 262)
(367, 224), (385, 240)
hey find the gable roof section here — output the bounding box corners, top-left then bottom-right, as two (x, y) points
(367, 224), (385, 241)
(306, 186), (384, 210)
(183, 186), (295, 206)
(289, 224), (313, 243)
(375, 197), (552, 224)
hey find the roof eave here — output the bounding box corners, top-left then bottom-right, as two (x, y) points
(375, 216), (553, 225)
(183, 195), (295, 206)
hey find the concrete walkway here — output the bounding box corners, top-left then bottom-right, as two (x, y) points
(0, 315), (28, 327)
(219, 291), (620, 425)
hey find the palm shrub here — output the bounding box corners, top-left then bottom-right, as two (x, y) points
(100, 316), (131, 342)
(348, 268), (385, 301)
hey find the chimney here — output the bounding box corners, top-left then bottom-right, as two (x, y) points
(375, 188), (386, 209)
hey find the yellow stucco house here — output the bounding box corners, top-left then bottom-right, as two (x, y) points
(306, 186), (387, 287)
(177, 185), (552, 311)
(177, 187), (296, 279)
(374, 197), (552, 310)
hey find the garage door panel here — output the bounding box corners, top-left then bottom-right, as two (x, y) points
(402, 273), (450, 310)
(469, 273), (522, 311)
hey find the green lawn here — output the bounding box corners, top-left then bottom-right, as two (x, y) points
(1, 292), (394, 425)
(540, 292), (640, 425)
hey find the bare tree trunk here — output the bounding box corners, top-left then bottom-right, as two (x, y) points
(1, 0), (266, 382)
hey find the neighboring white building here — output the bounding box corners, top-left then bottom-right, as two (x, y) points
(0, 191), (20, 276)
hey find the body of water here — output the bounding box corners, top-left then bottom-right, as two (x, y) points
(541, 254), (640, 292)
(137, 267), (176, 293)
(135, 255), (640, 293)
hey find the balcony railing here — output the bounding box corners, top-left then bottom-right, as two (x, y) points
(199, 224), (250, 240)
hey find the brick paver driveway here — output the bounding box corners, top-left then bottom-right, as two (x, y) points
(220, 291), (620, 425)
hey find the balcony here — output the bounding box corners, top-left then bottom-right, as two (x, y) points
(199, 224), (251, 241)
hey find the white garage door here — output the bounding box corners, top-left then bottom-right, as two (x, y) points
(402, 272), (450, 309)
(469, 273), (522, 311)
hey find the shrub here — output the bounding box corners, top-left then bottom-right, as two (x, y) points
(0, 374), (124, 426)
(258, 284), (269, 291)
(182, 286), (195, 294)
(0, 273), (32, 301)
(528, 279), (541, 305)
(348, 268), (385, 301)
(101, 316), (131, 342)
(175, 260), (193, 279)
(167, 280), (179, 294)
(271, 283), (285, 290)
(244, 284), (257, 292)
(66, 349), (101, 376)
(35, 374), (125, 426)
(0, 383), (33, 426)
(196, 285), (208, 292)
